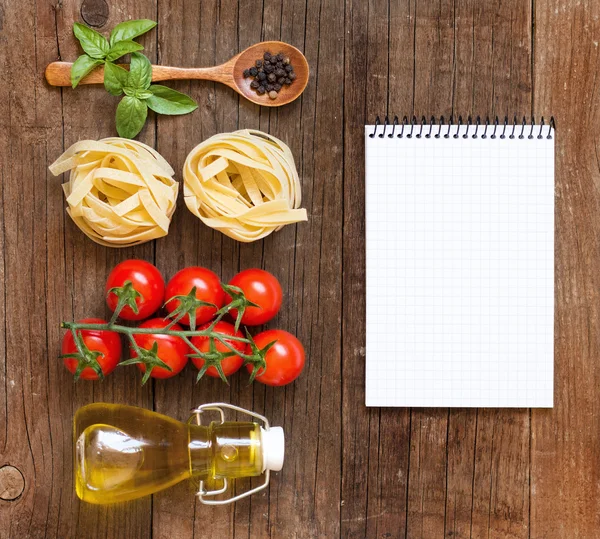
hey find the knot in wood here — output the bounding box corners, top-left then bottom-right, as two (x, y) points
(80, 0), (109, 28)
(0, 465), (25, 501)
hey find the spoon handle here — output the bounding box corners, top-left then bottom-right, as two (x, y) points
(45, 62), (235, 88)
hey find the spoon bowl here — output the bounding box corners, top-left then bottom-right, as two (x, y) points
(229, 41), (309, 107)
(45, 41), (309, 108)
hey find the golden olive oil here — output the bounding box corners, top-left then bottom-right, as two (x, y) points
(74, 403), (266, 504)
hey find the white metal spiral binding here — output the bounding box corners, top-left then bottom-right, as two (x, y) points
(369, 115), (555, 140)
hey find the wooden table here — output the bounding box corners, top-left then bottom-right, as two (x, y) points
(0, 0), (598, 537)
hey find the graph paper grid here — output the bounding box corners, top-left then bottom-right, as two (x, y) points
(365, 125), (554, 407)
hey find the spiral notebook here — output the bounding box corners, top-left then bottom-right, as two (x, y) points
(365, 117), (555, 408)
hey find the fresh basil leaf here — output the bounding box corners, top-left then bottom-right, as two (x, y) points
(135, 90), (154, 100)
(128, 52), (152, 90)
(106, 40), (144, 62)
(73, 22), (109, 59)
(71, 54), (103, 88)
(103, 61), (129, 96)
(146, 85), (198, 115)
(123, 86), (136, 97)
(116, 96), (148, 139)
(109, 19), (157, 47)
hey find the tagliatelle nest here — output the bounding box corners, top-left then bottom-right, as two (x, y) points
(183, 129), (308, 242)
(49, 138), (178, 247)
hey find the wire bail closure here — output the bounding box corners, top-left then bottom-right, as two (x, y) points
(188, 402), (271, 505)
(188, 402), (272, 506)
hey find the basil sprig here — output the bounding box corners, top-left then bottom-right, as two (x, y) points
(70, 19), (198, 139)
(71, 19), (155, 88)
(107, 52), (197, 138)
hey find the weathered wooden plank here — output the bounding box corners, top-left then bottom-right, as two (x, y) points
(531, 1), (600, 537)
(0, 0), (159, 537)
(406, 2), (456, 537)
(0, 0), (69, 536)
(153, 0), (345, 536)
(151, 0), (239, 537)
(342, 0), (414, 537)
(54, 1), (158, 537)
(445, 3), (533, 539)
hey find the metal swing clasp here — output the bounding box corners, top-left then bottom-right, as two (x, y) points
(188, 402), (271, 506)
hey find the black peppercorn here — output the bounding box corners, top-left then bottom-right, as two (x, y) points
(245, 51), (296, 98)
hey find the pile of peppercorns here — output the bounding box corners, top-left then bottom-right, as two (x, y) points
(243, 51), (297, 100)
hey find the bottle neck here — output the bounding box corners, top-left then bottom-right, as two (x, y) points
(187, 421), (264, 481)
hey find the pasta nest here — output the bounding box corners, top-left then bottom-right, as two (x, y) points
(49, 138), (178, 247)
(183, 129), (307, 242)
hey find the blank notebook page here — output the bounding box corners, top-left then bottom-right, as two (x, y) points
(365, 124), (554, 407)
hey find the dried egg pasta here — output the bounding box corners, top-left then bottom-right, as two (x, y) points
(49, 138), (178, 248)
(183, 129), (307, 242)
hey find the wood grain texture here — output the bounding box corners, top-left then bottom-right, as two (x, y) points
(1, 0), (599, 537)
(531, 1), (600, 538)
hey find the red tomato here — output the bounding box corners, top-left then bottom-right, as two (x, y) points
(247, 330), (305, 386)
(165, 267), (225, 327)
(106, 260), (165, 321)
(62, 318), (122, 380)
(130, 318), (189, 379)
(190, 321), (246, 378)
(227, 269), (282, 326)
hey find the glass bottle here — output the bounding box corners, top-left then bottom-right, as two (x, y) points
(74, 402), (284, 505)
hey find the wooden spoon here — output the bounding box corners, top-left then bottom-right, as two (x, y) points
(45, 41), (308, 108)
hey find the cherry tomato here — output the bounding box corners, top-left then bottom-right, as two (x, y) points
(227, 269), (282, 326)
(106, 260), (165, 321)
(130, 318), (189, 379)
(62, 318), (122, 380)
(165, 267), (225, 327)
(190, 321), (246, 378)
(247, 329), (305, 386)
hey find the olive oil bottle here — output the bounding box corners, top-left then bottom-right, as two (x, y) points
(74, 403), (284, 505)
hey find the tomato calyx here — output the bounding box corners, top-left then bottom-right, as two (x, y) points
(218, 284), (260, 332)
(59, 329), (105, 381)
(164, 286), (216, 330)
(242, 329), (277, 384)
(189, 337), (238, 384)
(107, 280), (143, 324)
(120, 341), (173, 385)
